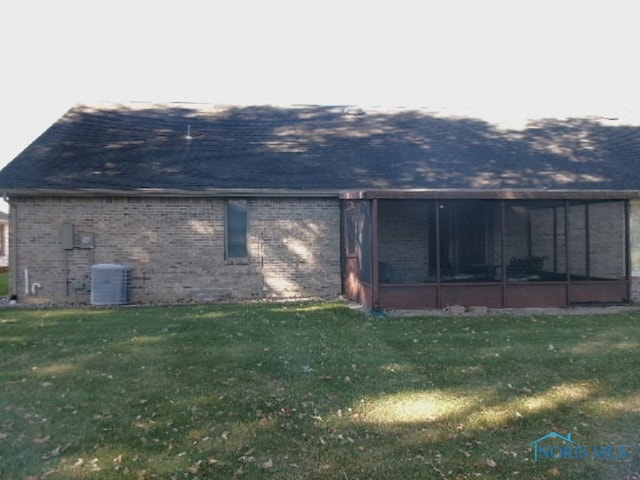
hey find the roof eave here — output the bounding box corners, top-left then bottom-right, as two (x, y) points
(340, 189), (640, 200)
(3, 187), (639, 201)
(0, 187), (342, 198)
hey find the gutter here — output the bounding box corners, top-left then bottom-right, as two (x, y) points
(340, 189), (640, 200)
(3, 187), (640, 201)
(0, 187), (342, 198)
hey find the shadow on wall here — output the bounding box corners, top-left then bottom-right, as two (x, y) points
(257, 217), (339, 298)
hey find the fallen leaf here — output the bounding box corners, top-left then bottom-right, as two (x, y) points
(486, 459), (497, 468)
(41, 444), (70, 460)
(548, 467), (561, 477)
(261, 459), (273, 469)
(137, 469), (150, 480)
(88, 458), (98, 469)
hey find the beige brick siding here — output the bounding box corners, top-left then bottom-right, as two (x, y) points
(9, 197), (341, 304)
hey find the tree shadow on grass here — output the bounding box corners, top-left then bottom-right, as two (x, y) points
(1, 303), (639, 479)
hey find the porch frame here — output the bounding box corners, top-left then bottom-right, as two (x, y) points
(341, 191), (631, 310)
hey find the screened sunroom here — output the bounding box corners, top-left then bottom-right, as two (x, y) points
(342, 192), (630, 310)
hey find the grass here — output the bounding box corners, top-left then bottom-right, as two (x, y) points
(0, 271), (9, 297)
(1, 302), (639, 479)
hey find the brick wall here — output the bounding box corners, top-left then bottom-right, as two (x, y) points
(9, 196), (341, 304)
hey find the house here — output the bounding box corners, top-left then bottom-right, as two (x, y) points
(0, 211), (8, 268)
(1, 102), (639, 308)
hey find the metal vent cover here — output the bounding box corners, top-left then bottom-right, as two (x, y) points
(90, 264), (132, 305)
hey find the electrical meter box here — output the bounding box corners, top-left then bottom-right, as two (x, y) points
(60, 223), (74, 250)
(74, 232), (95, 249)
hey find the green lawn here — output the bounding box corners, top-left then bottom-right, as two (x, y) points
(1, 302), (639, 479)
(0, 271), (9, 297)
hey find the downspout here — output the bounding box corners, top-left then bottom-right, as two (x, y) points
(24, 267), (29, 296)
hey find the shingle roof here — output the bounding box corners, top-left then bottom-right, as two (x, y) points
(1, 102), (640, 195)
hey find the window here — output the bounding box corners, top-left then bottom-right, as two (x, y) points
(225, 200), (248, 258)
